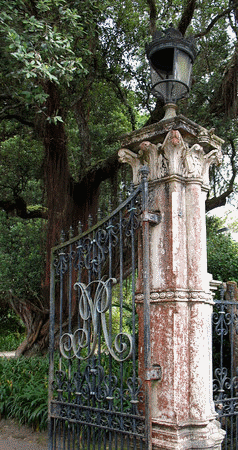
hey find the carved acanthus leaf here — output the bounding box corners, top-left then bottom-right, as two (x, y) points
(118, 148), (141, 184)
(138, 141), (159, 180)
(183, 143), (204, 178)
(161, 130), (187, 176)
(202, 148), (222, 185)
(118, 131), (223, 185)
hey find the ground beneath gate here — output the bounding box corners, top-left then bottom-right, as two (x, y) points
(0, 352), (48, 449)
(0, 418), (48, 450)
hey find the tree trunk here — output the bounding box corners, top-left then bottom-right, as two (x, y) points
(14, 82), (119, 356)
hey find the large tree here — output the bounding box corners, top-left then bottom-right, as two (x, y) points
(0, 0), (238, 355)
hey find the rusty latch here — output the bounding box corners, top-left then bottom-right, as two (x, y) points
(145, 365), (162, 381)
(142, 212), (161, 225)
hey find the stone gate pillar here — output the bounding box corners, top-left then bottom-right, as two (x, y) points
(118, 116), (226, 449)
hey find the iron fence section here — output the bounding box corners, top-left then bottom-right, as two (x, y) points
(49, 180), (149, 450)
(213, 284), (238, 450)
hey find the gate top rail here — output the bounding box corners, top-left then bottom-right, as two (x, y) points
(51, 183), (142, 254)
(214, 299), (238, 305)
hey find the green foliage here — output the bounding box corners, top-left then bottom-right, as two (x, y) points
(0, 131), (43, 203)
(0, 332), (25, 352)
(0, 212), (45, 301)
(0, 305), (25, 351)
(0, 354), (135, 429)
(207, 216), (238, 283)
(1, 0), (87, 93)
(0, 356), (49, 430)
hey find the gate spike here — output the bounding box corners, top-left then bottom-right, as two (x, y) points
(88, 214), (92, 228)
(78, 221), (83, 235)
(108, 199), (112, 214)
(220, 283), (225, 300)
(60, 230), (65, 243)
(69, 226), (74, 239)
(97, 207), (102, 221)
(118, 189), (122, 203)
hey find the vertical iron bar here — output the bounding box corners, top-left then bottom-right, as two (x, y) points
(72, 424), (75, 450)
(63, 420), (66, 450)
(140, 165), (152, 450)
(67, 423), (71, 450)
(108, 216), (113, 450)
(236, 415), (238, 449)
(68, 243), (73, 334)
(219, 287), (225, 402)
(53, 420), (57, 450)
(91, 231), (97, 450)
(59, 249), (65, 373)
(97, 232), (103, 450)
(130, 195), (137, 442)
(48, 249), (56, 450)
(68, 242), (72, 392)
(119, 199), (124, 442)
(86, 232), (92, 450)
(230, 290), (234, 449)
(58, 250), (64, 449)
(76, 239), (82, 450)
(82, 424), (86, 449)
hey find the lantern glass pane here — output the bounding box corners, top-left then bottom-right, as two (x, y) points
(174, 49), (192, 86)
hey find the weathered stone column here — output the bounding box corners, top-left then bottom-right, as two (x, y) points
(118, 116), (226, 449)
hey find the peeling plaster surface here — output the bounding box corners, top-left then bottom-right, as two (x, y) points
(120, 121), (224, 449)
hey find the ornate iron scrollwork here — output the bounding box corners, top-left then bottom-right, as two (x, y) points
(60, 278), (133, 362)
(49, 183), (146, 449)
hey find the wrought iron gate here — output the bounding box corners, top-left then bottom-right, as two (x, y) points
(48, 171), (151, 450)
(213, 283), (238, 449)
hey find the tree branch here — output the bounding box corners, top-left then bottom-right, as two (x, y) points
(0, 198), (47, 219)
(206, 138), (237, 212)
(194, 7), (232, 38)
(178, 0), (197, 36)
(72, 152), (121, 205)
(146, 0), (157, 35)
(0, 114), (34, 127)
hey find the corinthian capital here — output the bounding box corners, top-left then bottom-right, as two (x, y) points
(161, 130), (187, 176)
(118, 148), (141, 184)
(138, 141), (159, 180)
(202, 148), (222, 185)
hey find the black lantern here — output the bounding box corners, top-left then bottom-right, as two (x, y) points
(146, 26), (197, 109)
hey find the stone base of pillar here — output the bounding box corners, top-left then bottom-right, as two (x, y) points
(151, 419), (225, 450)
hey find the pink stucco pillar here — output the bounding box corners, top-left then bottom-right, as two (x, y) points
(119, 117), (225, 449)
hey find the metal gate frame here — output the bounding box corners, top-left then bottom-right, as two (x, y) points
(213, 283), (238, 449)
(48, 168), (152, 450)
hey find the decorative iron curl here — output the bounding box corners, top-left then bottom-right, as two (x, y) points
(53, 250), (69, 275)
(60, 278), (133, 362)
(213, 367), (231, 401)
(122, 199), (141, 237)
(212, 305), (230, 336)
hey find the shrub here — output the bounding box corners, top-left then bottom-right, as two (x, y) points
(0, 356), (48, 430)
(0, 306), (26, 351)
(0, 332), (26, 352)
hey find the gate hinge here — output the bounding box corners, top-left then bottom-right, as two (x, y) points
(145, 365), (162, 381)
(142, 212), (161, 225)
